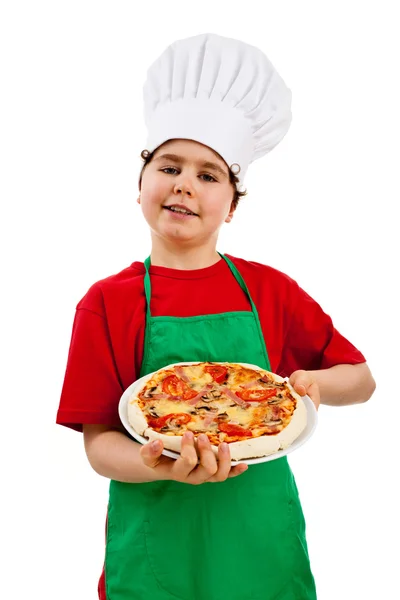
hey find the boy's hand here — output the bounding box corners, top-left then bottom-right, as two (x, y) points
(289, 370), (320, 410)
(140, 432), (248, 484)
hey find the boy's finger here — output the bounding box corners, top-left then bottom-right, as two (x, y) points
(209, 442), (232, 482)
(173, 432), (198, 478)
(289, 370), (308, 395)
(187, 434), (218, 484)
(228, 463), (248, 478)
(140, 440), (164, 468)
(292, 379), (308, 395)
(307, 382), (320, 410)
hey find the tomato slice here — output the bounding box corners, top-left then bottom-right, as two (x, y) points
(182, 387), (199, 400)
(235, 388), (278, 402)
(161, 375), (197, 400)
(148, 413), (191, 429)
(162, 375), (186, 396)
(205, 365), (228, 383)
(219, 422), (252, 437)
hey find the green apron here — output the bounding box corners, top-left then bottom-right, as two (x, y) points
(105, 254), (317, 600)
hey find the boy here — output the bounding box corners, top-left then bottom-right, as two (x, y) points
(57, 33), (375, 600)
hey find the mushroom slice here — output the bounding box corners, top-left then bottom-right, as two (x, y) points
(265, 419), (283, 426)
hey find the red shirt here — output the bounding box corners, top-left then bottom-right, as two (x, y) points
(56, 255), (365, 431)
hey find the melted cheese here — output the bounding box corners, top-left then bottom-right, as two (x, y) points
(231, 367), (261, 386)
(187, 418), (218, 432)
(145, 399), (193, 416)
(179, 365), (213, 390)
(225, 405), (253, 427)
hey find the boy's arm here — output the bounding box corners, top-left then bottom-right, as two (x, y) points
(82, 425), (247, 484)
(290, 363), (376, 408)
(83, 424), (164, 483)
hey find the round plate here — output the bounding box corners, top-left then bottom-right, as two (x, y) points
(118, 362), (318, 466)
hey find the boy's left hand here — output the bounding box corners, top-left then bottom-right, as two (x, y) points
(289, 370), (320, 411)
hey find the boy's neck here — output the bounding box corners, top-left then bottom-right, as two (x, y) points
(150, 239), (221, 270)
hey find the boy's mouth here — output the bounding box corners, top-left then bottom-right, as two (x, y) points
(163, 204), (198, 217)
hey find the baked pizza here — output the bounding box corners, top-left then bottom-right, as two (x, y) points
(127, 362), (307, 461)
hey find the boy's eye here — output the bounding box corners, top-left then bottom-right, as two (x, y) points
(200, 173), (216, 182)
(160, 167), (216, 182)
(161, 167), (179, 175)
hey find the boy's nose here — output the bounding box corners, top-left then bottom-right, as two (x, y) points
(174, 183), (193, 197)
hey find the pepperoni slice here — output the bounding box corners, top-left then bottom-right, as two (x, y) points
(235, 388), (278, 402)
(219, 422), (252, 437)
(162, 375), (198, 400)
(205, 365), (228, 383)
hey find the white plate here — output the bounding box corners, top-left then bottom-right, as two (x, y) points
(118, 362), (318, 466)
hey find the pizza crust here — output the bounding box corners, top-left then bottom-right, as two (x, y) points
(128, 401), (149, 436)
(127, 363), (308, 461)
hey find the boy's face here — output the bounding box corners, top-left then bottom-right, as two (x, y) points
(139, 139), (236, 246)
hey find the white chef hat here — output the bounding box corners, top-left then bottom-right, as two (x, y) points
(141, 32), (292, 189)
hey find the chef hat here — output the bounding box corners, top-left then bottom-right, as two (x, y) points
(141, 33), (292, 189)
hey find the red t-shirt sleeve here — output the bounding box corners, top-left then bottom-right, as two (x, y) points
(277, 283), (366, 376)
(56, 286), (124, 432)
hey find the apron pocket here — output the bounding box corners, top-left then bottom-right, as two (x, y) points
(106, 510), (168, 599)
(144, 520), (194, 600)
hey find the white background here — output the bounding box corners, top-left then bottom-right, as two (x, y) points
(1, 1), (399, 599)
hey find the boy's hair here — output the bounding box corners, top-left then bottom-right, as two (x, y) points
(138, 149), (247, 210)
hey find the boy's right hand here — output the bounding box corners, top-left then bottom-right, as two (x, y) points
(140, 431), (248, 484)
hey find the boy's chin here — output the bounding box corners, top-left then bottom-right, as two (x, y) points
(158, 226), (214, 246)
(163, 230), (200, 243)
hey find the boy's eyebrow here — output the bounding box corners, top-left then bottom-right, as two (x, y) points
(154, 153), (228, 178)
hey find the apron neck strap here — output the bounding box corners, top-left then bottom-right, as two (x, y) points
(143, 256), (152, 317)
(143, 253), (255, 316)
(217, 252), (259, 315)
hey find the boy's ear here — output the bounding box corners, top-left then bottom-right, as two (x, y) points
(225, 201), (236, 223)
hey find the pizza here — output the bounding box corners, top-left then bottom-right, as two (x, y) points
(127, 362), (307, 461)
